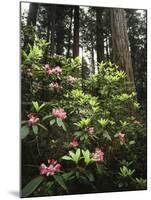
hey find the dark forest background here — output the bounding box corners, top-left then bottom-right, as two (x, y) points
(21, 2), (147, 111)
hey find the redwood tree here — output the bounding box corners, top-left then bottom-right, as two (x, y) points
(73, 6), (79, 58)
(111, 8), (135, 84)
(96, 8), (104, 63)
(23, 3), (39, 51)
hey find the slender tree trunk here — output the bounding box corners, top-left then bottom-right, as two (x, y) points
(73, 6), (79, 58)
(109, 33), (112, 60)
(43, 6), (51, 63)
(111, 8), (134, 84)
(23, 3), (38, 51)
(27, 3), (38, 26)
(96, 8), (104, 63)
(67, 8), (73, 57)
(50, 5), (56, 56)
(56, 6), (65, 55)
(105, 37), (109, 59)
(90, 31), (95, 73)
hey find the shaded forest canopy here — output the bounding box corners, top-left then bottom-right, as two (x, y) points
(21, 2), (147, 110)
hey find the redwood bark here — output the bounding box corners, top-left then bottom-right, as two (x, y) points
(67, 8), (73, 57)
(27, 3), (38, 26)
(50, 5), (56, 56)
(111, 8), (134, 84)
(96, 8), (104, 63)
(73, 6), (79, 58)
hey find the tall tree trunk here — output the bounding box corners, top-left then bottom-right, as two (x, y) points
(23, 3), (38, 51)
(111, 8), (134, 84)
(105, 37), (109, 59)
(27, 3), (38, 26)
(73, 6), (79, 58)
(43, 6), (51, 63)
(56, 6), (65, 55)
(91, 40), (95, 73)
(90, 25), (95, 73)
(50, 5), (56, 56)
(67, 8), (73, 57)
(96, 8), (104, 63)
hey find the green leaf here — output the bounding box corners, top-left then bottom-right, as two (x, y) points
(74, 131), (83, 137)
(46, 181), (54, 190)
(62, 155), (72, 161)
(37, 123), (48, 131)
(62, 121), (67, 132)
(98, 118), (109, 127)
(85, 171), (94, 182)
(69, 151), (76, 160)
(129, 140), (135, 145)
(80, 135), (85, 141)
(53, 174), (68, 192)
(39, 103), (45, 111)
(22, 176), (44, 197)
(80, 175), (88, 183)
(32, 101), (39, 112)
(50, 119), (56, 126)
(75, 148), (81, 163)
(103, 131), (112, 141)
(32, 125), (38, 135)
(42, 115), (52, 121)
(96, 163), (103, 174)
(82, 149), (91, 165)
(56, 118), (63, 127)
(62, 172), (75, 181)
(21, 120), (28, 125)
(76, 171), (80, 179)
(84, 135), (88, 140)
(21, 125), (30, 139)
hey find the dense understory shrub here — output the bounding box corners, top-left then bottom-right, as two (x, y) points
(21, 41), (147, 197)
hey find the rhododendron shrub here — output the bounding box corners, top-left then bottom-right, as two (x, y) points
(21, 48), (146, 197)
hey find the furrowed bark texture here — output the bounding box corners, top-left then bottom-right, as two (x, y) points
(111, 8), (134, 84)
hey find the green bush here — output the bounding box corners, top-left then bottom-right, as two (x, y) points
(21, 40), (147, 197)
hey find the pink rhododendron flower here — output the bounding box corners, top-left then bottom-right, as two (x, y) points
(54, 66), (62, 74)
(118, 132), (125, 142)
(67, 75), (77, 84)
(52, 108), (67, 120)
(44, 65), (62, 75)
(40, 163), (49, 175)
(48, 159), (57, 165)
(53, 163), (61, 172)
(85, 127), (95, 135)
(44, 64), (52, 74)
(92, 148), (104, 162)
(27, 113), (39, 126)
(44, 64), (50, 71)
(40, 160), (61, 176)
(69, 138), (79, 148)
(49, 82), (62, 90)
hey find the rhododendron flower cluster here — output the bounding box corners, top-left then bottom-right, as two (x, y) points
(67, 75), (77, 84)
(40, 159), (61, 176)
(27, 113), (39, 126)
(69, 138), (79, 147)
(44, 64), (62, 75)
(85, 127), (95, 135)
(49, 82), (62, 90)
(52, 108), (67, 120)
(118, 132), (125, 142)
(92, 148), (104, 162)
